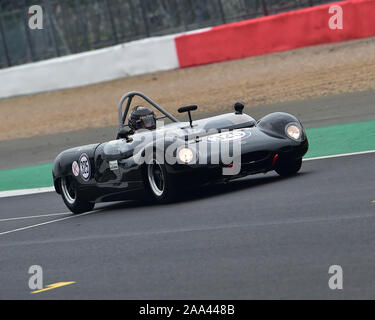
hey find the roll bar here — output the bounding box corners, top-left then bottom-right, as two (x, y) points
(118, 91), (179, 130)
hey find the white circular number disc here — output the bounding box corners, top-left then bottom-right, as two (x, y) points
(79, 154), (91, 181)
(208, 130), (249, 143)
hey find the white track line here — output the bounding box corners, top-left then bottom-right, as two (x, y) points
(0, 212), (71, 222)
(0, 149), (374, 199)
(0, 210), (98, 236)
(0, 187), (54, 199)
(303, 149), (375, 161)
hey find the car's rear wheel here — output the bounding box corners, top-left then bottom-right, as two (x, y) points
(275, 158), (302, 177)
(60, 176), (95, 214)
(145, 158), (177, 203)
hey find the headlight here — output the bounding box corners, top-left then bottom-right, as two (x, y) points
(178, 148), (194, 164)
(286, 124), (301, 140)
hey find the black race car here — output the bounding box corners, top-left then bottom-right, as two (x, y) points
(53, 91), (308, 214)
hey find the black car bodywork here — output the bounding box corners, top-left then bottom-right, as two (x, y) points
(53, 92), (308, 213)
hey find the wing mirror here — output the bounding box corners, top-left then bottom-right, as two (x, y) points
(116, 127), (133, 142)
(234, 102), (244, 115)
(178, 105), (198, 128)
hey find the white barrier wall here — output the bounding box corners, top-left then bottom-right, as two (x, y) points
(0, 34), (179, 99)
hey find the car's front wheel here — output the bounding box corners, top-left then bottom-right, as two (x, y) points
(60, 176), (95, 214)
(145, 159), (177, 203)
(275, 158), (302, 177)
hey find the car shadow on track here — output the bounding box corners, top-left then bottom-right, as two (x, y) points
(178, 171), (311, 203)
(96, 171), (311, 213)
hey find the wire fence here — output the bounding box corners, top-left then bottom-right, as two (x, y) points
(0, 0), (339, 68)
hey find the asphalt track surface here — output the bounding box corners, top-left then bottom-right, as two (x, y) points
(0, 90), (375, 299)
(0, 152), (374, 299)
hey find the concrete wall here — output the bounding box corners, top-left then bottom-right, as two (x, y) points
(0, 34), (179, 99)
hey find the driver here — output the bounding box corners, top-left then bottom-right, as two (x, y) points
(128, 106), (157, 132)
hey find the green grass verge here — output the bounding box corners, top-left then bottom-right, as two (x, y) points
(0, 163), (53, 192)
(304, 120), (375, 158)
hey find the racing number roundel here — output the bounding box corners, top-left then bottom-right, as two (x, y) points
(79, 153), (91, 181)
(207, 130), (250, 143)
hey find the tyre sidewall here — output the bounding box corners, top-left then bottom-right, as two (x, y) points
(60, 176), (94, 214)
(144, 153), (177, 203)
(275, 158), (302, 177)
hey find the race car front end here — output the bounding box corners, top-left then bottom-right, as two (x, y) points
(165, 113), (308, 183)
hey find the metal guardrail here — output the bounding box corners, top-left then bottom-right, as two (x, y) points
(0, 0), (338, 69)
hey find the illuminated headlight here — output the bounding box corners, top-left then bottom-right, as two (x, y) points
(178, 148), (194, 164)
(286, 124), (301, 140)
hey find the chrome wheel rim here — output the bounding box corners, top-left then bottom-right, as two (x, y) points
(147, 162), (165, 197)
(61, 176), (76, 205)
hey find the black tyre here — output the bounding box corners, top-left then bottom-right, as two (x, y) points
(60, 176), (95, 214)
(145, 158), (178, 204)
(275, 158), (302, 177)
